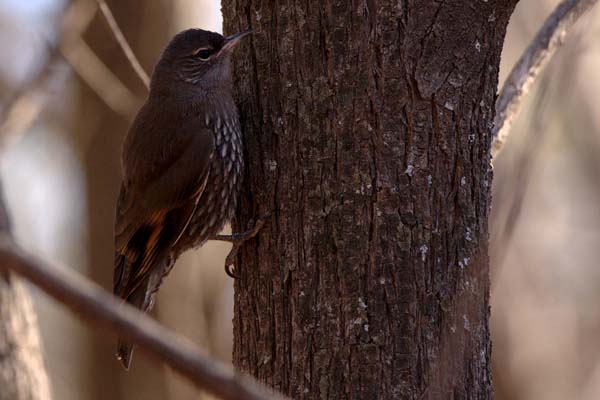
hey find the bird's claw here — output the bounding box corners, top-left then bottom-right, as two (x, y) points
(214, 210), (273, 279)
(225, 263), (241, 279)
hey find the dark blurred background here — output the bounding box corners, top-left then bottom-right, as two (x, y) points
(0, 1), (598, 399)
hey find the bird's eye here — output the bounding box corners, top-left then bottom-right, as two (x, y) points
(193, 48), (213, 60)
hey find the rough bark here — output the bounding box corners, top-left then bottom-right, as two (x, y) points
(0, 183), (52, 400)
(224, 1), (518, 399)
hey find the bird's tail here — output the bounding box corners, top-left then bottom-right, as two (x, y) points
(116, 338), (135, 371)
(116, 275), (150, 370)
(115, 257), (174, 370)
(114, 253), (175, 370)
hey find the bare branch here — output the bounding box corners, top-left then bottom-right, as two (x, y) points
(59, 0), (140, 118)
(60, 38), (139, 117)
(0, 48), (68, 153)
(0, 0), (140, 137)
(491, 73), (553, 288)
(96, 0), (151, 89)
(0, 238), (285, 400)
(491, 0), (598, 161)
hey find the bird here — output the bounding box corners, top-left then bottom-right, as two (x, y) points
(112, 28), (265, 370)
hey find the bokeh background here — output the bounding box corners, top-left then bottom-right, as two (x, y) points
(0, 1), (598, 399)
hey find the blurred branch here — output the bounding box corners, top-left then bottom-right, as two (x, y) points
(0, 238), (285, 400)
(491, 32), (585, 288)
(96, 0), (150, 89)
(491, 0), (598, 161)
(60, 0), (139, 118)
(491, 75), (552, 285)
(0, 48), (68, 153)
(0, 179), (52, 399)
(0, 0), (143, 146)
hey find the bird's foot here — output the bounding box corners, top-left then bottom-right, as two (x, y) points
(212, 211), (272, 278)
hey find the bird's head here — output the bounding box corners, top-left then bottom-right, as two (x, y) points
(151, 28), (251, 92)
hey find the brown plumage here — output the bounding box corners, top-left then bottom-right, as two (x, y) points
(113, 28), (249, 370)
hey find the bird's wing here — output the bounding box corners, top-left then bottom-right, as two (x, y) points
(113, 113), (214, 299)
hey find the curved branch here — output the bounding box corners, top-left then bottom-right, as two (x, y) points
(96, 0), (151, 89)
(0, 48), (67, 153)
(59, 0), (140, 118)
(0, 238), (285, 400)
(491, 0), (598, 161)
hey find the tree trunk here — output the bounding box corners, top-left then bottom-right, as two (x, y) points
(224, 1), (518, 398)
(0, 184), (52, 400)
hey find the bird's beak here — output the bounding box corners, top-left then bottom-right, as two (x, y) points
(220, 30), (253, 54)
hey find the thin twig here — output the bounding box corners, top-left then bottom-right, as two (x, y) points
(491, 0), (598, 161)
(491, 75), (553, 287)
(60, 0), (140, 118)
(0, 238), (285, 400)
(96, 0), (151, 89)
(491, 31), (586, 288)
(60, 38), (139, 117)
